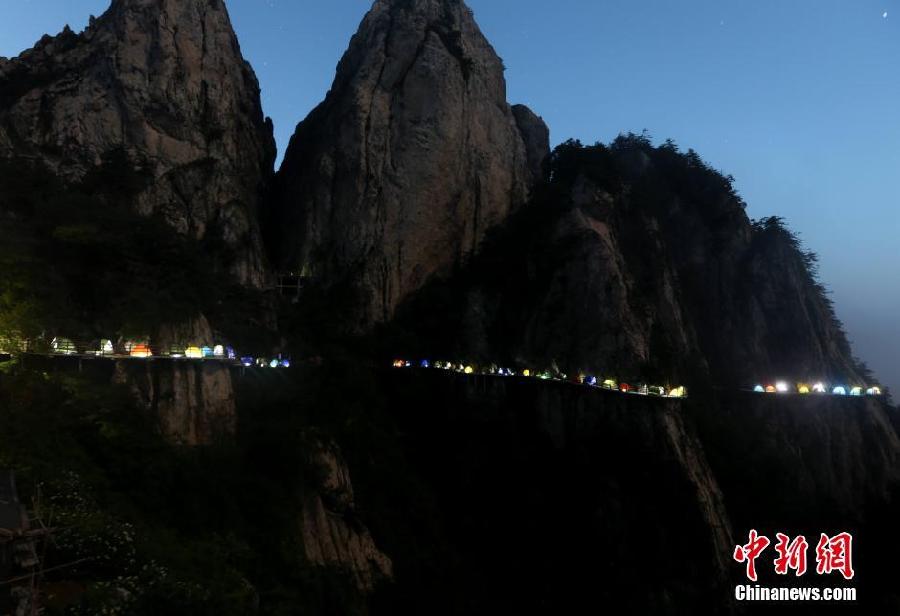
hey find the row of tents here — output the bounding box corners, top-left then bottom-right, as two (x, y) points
(0, 337), (291, 369)
(752, 381), (882, 396)
(392, 359), (688, 399)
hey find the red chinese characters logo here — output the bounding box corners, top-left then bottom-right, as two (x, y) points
(774, 533), (808, 576)
(733, 531), (854, 580)
(733, 529), (770, 581)
(815, 532), (854, 580)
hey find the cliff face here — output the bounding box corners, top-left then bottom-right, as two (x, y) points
(113, 359), (236, 446)
(394, 138), (866, 388)
(0, 0), (276, 287)
(273, 0), (547, 325)
(299, 440), (393, 592)
(370, 369), (735, 613)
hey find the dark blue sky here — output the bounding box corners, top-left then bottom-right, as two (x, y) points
(2, 0), (897, 393)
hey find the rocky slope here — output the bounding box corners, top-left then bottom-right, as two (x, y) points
(272, 0), (548, 326)
(392, 137), (868, 389)
(0, 0), (275, 288)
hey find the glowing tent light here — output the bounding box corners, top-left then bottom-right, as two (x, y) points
(753, 385), (765, 393)
(168, 344), (184, 358)
(775, 381), (789, 393)
(185, 346), (203, 359)
(603, 379), (617, 390)
(280, 359), (291, 368)
(270, 359), (279, 368)
(833, 386), (847, 396)
(812, 382), (826, 393)
(638, 384), (649, 395)
(98, 339), (114, 356)
(213, 345), (225, 357)
(51, 338), (77, 355)
(393, 359), (406, 368)
(464, 366), (474, 375)
(240, 356), (254, 367)
(619, 383), (631, 393)
(867, 387), (882, 396)
(523, 369), (532, 377)
(765, 385), (776, 393)
(649, 386), (666, 396)
(130, 344), (152, 358)
(420, 360), (430, 368)
(585, 376), (598, 386)
(798, 384), (811, 394)
(850, 387), (862, 397)
(539, 372), (551, 380)
(226, 346), (236, 360)
(668, 386), (686, 398)
(201, 346), (214, 358)
(257, 358), (268, 367)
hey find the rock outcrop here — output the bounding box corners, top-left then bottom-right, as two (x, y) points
(113, 359), (236, 446)
(394, 138), (867, 388)
(300, 440), (393, 592)
(0, 0), (276, 287)
(273, 0), (547, 325)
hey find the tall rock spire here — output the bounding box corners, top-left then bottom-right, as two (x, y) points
(273, 0), (548, 326)
(0, 0), (276, 288)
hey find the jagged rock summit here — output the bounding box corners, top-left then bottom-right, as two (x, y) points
(0, 0), (276, 287)
(273, 0), (549, 325)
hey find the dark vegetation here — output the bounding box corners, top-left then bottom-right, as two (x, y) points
(383, 134), (860, 388)
(0, 153), (271, 352)
(0, 360), (387, 614)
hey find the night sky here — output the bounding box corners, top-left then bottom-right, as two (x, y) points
(2, 0), (897, 393)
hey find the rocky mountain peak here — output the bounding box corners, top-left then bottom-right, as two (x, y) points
(272, 0), (548, 326)
(0, 0), (276, 288)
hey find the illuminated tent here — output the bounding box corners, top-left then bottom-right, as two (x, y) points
(833, 386), (847, 396)
(129, 344), (152, 358)
(649, 386), (666, 396)
(775, 382), (789, 393)
(668, 386), (686, 398)
(185, 346), (203, 359)
(602, 379), (617, 390)
(798, 384), (811, 394)
(240, 356), (254, 367)
(213, 345), (225, 358)
(201, 346), (214, 358)
(51, 338), (77, 355)
(812, 382), (827, 393)
(867, 387), (882, 396)
(619, 383), (631, 393)
(96, 339), (114, 356)
(753, 385), (765, 393)
(765, 385), (776, 393)
(850, 387), (862, 396)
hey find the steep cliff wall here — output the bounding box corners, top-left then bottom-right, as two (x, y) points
(0, 0), (276, 287)
(392, 138), (867, 389)
(113, 359), (236, 446)
(273, 0), (548, 326)
(367, 369), (735, 613)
